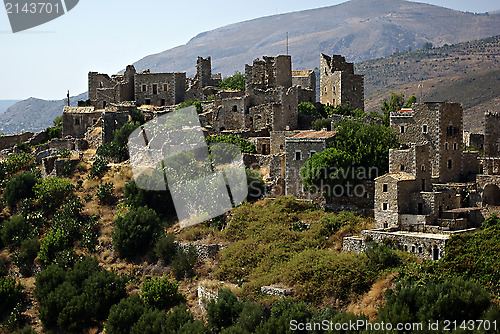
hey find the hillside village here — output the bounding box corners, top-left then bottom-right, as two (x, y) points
(0, 52), (499, 332)
(2, 53), (498, 258)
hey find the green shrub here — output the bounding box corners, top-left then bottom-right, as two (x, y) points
(0, 153), (36, 180)
(124, 179), (176, 218)
(38, 229), (72, 265)
(97, 121), (141, 162)
(172, 245), (197, 280)
(378, 278), (492, 324)
(58, 148), (71, 158)
(33, 177), (75, 213)
(16, 142), (32, 153)
(217, 72), (246, 91)
(255, 298), (313, 334)
(106, 295), (146, 334)
(96, 182), (115, 204)
(13, 326), (36, 334)
(130, 309), (168, 334)
(298, 102), (322, 117)
(36, 257), (126, 332)
(46, 126), (62, 140)
(14, 238), (40, 276)
(154, 233), (176, 264)
(0, 257), (8, 276)
(112, 206), (162, 258)
(207, 288), (243, 332)
(364, 243), (402, 271)
(1, 215), (29, 248)
(34, 264), (66, 304)
(89, 156), (108, 178)
(206, 134), (257, 154)
(3, 171), (38, 208)
(246, 168), (265, 201)
(312, 118), (332, 131)
(0, 276), (24, 319)
(141, 275), (185, 310)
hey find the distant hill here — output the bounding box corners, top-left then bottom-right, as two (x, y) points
(0, 100), (20, 116)
(0, 93), (87, 135)
(3, 0), (500, 134)
(131, 0), (500, 76)
(359, 36), (500, 133)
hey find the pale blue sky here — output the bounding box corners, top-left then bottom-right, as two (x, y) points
(0, 0), (498, 100)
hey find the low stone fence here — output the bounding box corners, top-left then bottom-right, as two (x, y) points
(175, 242), (224, 260)
(260, 285), (294, 296)
(0, 132), (34, 151)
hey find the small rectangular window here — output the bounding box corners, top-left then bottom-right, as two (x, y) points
(142, 85), (147, 92)
(445, 142), (449, 150)
(153, 84), (158, 95)
(310, 150), (316, 157)
(383, 184), (388, 192)
(400, 164), (405, 171)
(400, 125), (405, 134)
(383, 203), (388, 210)
(295, 151), (301, 161)
(453, 143), (458, 150)
(163, 84), (168, 91)
(422, 125), (428, 133)
(448, 160), (452, 169)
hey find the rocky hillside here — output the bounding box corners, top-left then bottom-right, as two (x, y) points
(0, 93), (87, 135)
(0, 101), (20, 116)
(132, 0), (500, 76)
(359, 36), (500, 132)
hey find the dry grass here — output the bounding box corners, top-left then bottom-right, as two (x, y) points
(345, 272), (397, 321)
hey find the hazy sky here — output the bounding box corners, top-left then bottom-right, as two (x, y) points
(0, 0), (498, 100)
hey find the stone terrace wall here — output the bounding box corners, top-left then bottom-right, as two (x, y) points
(0, 132), (34, 151)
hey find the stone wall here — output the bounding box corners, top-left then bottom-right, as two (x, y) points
(0, 132), (34, 151)
(343, 229), (449, 260)
(175, 242), (223, 260)
(484, 112), (500, 158)
(463, 151), (480, 175)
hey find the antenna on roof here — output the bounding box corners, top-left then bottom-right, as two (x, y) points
(286, 32), (289, 56)
(67, 90), (70, 106)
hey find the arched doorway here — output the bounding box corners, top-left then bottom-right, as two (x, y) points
(483, 184), (500, 205)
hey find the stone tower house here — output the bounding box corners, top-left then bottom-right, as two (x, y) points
(320, 54), (364, 110)
(390, 102), (463, 183)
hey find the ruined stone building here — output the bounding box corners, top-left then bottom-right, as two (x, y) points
(344, 102), (497, 260)
(284, 130), (337, 200)
(88, 65), (136, 109)
(320, 54), (364, 111)
(62, 106), (101, 138)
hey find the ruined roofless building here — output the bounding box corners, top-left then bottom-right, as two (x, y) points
(320, 54), (364, 111)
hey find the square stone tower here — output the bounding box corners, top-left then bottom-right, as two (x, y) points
(320, 54), (364, 111)
(390, 102), (463, 183)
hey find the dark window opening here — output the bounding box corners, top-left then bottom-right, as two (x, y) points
(99, 82), (103, 88)
(400, 125), (405, 133)
(232, 105), (238, 112)
(418, 203), (423, 215)
(153, 84), (158, 95)
(383, 184), (388, 192)
(295, 151), (301, 161)
(75, 118), (80, 125)
(418, 246), (423, 254)
(163, 84), (168, 91)
(102, 101), (106, 108)
(400, 164), (405, 171)
(383, 203), (388, 210)
(421, 179), (426, 191)
(145, 98), (151, 105)
(448, 160), (452, 169)
(161, 99), (166, 106)
(142, 85), (147, 92)
(422, 124), (428, 133)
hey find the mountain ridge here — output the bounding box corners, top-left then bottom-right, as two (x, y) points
(2, 0), (500, 134)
